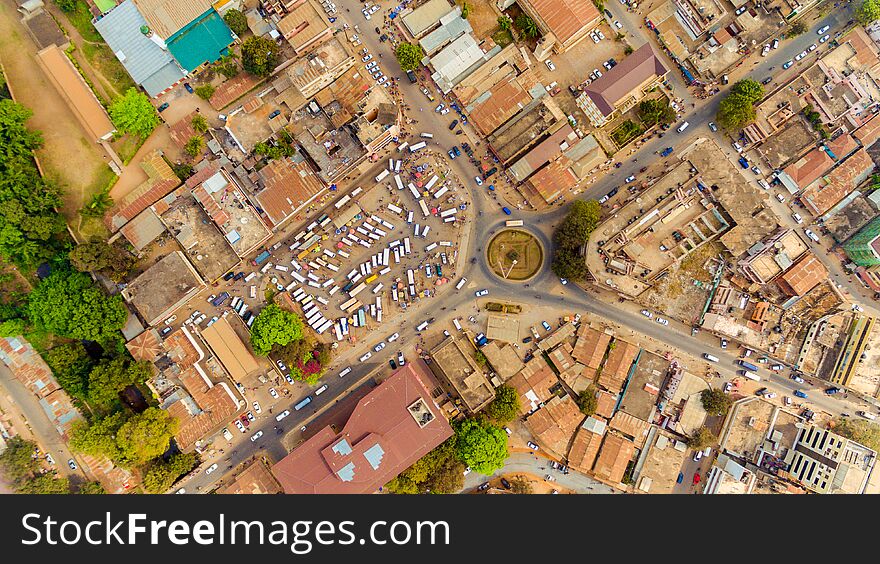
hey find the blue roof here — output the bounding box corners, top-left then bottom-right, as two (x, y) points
(94, 0), (185, 96)
(363, 443), (385, 470)
(166, 9), (233, 72)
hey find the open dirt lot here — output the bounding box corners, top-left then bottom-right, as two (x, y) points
(454, 0), (500, 40)
(0, 1), (115, 240)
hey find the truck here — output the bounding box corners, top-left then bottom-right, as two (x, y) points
(474, 333), (488, 347)
(660, 147), (674, 157)
(252, 250), (271, 266)
(739, 370), (760, 381)
(406, 69), (417, 83)
(858, 411), (877, 420)
(737, 359), (759, 372)
(702, 353), (719, 363)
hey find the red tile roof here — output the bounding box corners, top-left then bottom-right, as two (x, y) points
(598, 340), (639, 392)
(593, 433), (635, 483)
(271, 362), (453, 494)
(523, 0), (600, 45)
(777, 252), (828, 296)
(255, 157), (326, 227)
(800, 148), (874, 215)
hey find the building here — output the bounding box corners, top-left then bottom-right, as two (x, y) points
(738, 229), (809, 285)
(829, 315), (875, 387)
(94, 0), (187, 97)
(428, 33), (502, 93)
(271, 363), (453, 494)
(429, 336), (495, 413)
(122, 251), (205, 326)
(576, 44), (669, 127)
(782, 424), (877, 494)
(507, 355), (559, 414)
(776, 252), (828, 296)
(567, 416), (606, 473)
(593, 432), (635, 484)
(401, 0), (455, 38)
(35, 45), (116, 142)
(485, 314), (519, 343)
(844, 216), (880, 267)
(518, 0), (601, 54)
(799, 148), (875, 217)
(276, 0), (333, 55)
(252, 155), (327, 229)
(221, 459), (284, 494)
(598, 340), (639, 393)
(105, 150), (181, 232)
(199, 317), (260, 382)
(419, 7), (471, 56)
(524, 395), (584, 457)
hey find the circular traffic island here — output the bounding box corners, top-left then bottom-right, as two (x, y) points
(486, 229), (544, 282)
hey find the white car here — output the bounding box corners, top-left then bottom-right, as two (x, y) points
(792, 375), (805, 383)
(614, 20), (622, 29)
(590, 31), (600, 43)
(252, 401), (262, 414)
(545, 59), (556, 71)
(275, 409), (291, 422)
(250, 430), (263, 442)
(362, 9), (371, 19)
(795, 51), (807, 61)
(374, 342), (386, 352)
(474, 176), (483, 186)
(656, 317), (669, 326)
(234, 419), (246, 433)
(475, 289), (489, 297)
(365, 61), (377, 69)
(792, 212), (803, 224)
(560, 278), (568, 285)
(387, 332), (400, 342)
(640, 309), (653, 319)
(397, 351), (406, 366)
(377, 76), (387, 85)
(276, 359), (288, 372)
(817, 25), (830, 34)
(269, 387), (279, 399)
(222, 427), (233, 441)
(435, 103), (445, 112)
(808, 43), (818, 52)
(440, 107), (450, 115)
(164, 315), (177, 325)
(764, 392), (777, 400)
(360, 351), (373, 362)
(362, 54), (372, 62)
(205, 463), (219, 475)
(783, 60), (793, 69)
(820, 34), (830, 43)
(369, 4), (380, 13)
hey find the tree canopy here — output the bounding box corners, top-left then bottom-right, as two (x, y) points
(716, 79), (764, 131)
(0, 436), (40, 483)
(0, 99), (66, 268)
(385, 438), (464, 494)
(71, 408), (179, 468)
(44, 342), (93, 400)
(191, 114), (209, 133)
(28, 269), (127, 346)
(551, 200), (601, 280)
(142, 453), (198, 493)
(223, 8), (248, 36)
(858, 0), (880, 25)
(109, 89), (159, 139)
(638, 98), (676, 127)
(485, 384), (519, 424)
(576, 385), (598, 416)
(249, 304), (304, 356)
(194, 85), (215, 101)
(700, 388), (733, 416)
(69, 239), (135, 282)
(686, 426), (716, 450)
(241, 36), (280, 77)
(394, 42), (424, 71)
(515, 14), (539, 38)
(185, 135), (206, 158)
(454, 418), (509, 475)
(17, 472), (70, 494)
(86, 357), (152, 410)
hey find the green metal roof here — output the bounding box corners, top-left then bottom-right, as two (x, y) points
(167, 9), (233, 72)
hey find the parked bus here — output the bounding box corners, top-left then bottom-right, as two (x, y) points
(334, 194), (352, 209)
(440, 207), (457, 218)
(424, 175), (439, 191)
(388, 203), (403, 214)
(418, 199), (430, 218)
(419, 133), (434, 139)
(409, 141), (427, 152)
(252, 250), (271, 266)
(294, 396), (312, 411)
(403, 238), (411, 255)
(408, 183), (422, 200)
(433, 186), (449, 199)
(453, 318), (463, 331)
(702, 353), (719, 363)
(394, 174), (404, 191)
(455, 277), (467, 290)
(737, 359), (759, 372)
(739, 370), (761, 381)
(407, 269), (415, 285)
(505, 220), (524, 227)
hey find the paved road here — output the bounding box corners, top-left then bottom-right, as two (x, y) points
(0, 362), (83, 482)
(462, 452), (619, 494)
(185, 2), (869, 492)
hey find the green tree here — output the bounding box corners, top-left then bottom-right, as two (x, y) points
(142, 452), (198, 493)
(551, 199), (601, 281)
(249, 304), (305, 355)
(184, 135), (205, 158)
(473, 349), (487, 366)
(0, 317), (26, 337)
(789, 20), (807, 37)
(70, 412), (127, 463)
(79, 188), (114, 218)
(386, 438), (464, 494)
(716, 79), (764, 131)
(833, 417), (880, 451)
(497, 15), (511, 31)
(700, 388), (733, 416)
(637, 98), (676, 127)
(515, 14), (539, 38)
(223, 8), (249, 36)
(686, 426), (716, 450)
(54, 0), (77, 13)
(76, 481), (106, 494)
(0, 436), (40, 483)
(461, 2), (470, 18)
(395, 42), (425, 71)
(109, 89), (159, 139)
(191, 114), (209, 133)
(454, 418), (508, 475)
(27, 269), (128, 346)
(17, 473), (71, 494)
(86, 357), (151, 410)
(69, 239), (135, 281)
(215, 54), (240, 79)
(576, 385), (598, 416)
(44, 342), (93, 400)
(240, 36), (280, 77)
(485, 384), (519, 424)
(194, 85), (215, 101)
(171, 162), (194, 181)
(71, 408), (178, 467)
(858, 0), (880, 25)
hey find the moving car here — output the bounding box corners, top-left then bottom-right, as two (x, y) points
(791, 375), (805, 383)
(625, 175), (636, 183)
(794, 390), (808, 399)
(660, 147), (674, 157)
(656, 317), (669, 326)
(374, 342), (386, 352)
(475, 289), (489, 297)
(782, 60), (794, 69)
(708, 122), (718, 132)
(640, 309), (653, 319)
(205, 463), (218, 474)
(275, 410), (291, 421)
(820, 34), (830, 43)
(818, 25), (830, 34)
(250, 430), (263, 442)
(359, 351), (372, 362)
(388, 333), (399, 342)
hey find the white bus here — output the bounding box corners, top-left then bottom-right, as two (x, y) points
(407, 269), (415, 285)
(426, 242), (439, 252)
(250, 285), (257, 299)
(416, 320), (429, 331)
(334, 194), (352, 209)
(351, 187), (364, 198)
(244, 272), (256, 282)
(424, 175), (439, 191)
(421, 225), (430, 238)
(340, 297), (358, 311)
(397, 141), (409, 152)
(403, 237), (411, 255)
(739, 370), (761, 381)
(334, 323), (344, 341)
(409, 141), (427, 152)
(419, 133), (434, 139)
(372, 283), (383, 294)
(505, 220), (524, 227)
(407, 210), (414, 224)
(440, 208), (457, 218)
(349, 282), (367, 297)
(433, 186), (449, 199)
(394, 174), (404, 191)
(453, 318), (462, 331)
(388, 203), (403, 214)
(443, 216), (456, 223)
(455, 277), (467, 290)
(408, 182), (422, 200)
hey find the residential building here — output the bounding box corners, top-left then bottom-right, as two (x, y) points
(576, 44), (669, 127)
(782, 424), (877, 494)
(271, 363), (453, 494)
(276, 0), (333, 55)
(829, 315), (875, 387)
(428, 33), (502, 93)
(429, 336), (495, 413)
(401, 0), (455, 38)
(121, 251), (205, 326)
(518, 0), (601, 54)
(776, 252), (828, 296)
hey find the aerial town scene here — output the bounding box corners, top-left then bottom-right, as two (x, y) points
(3, 0), (880, 497)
